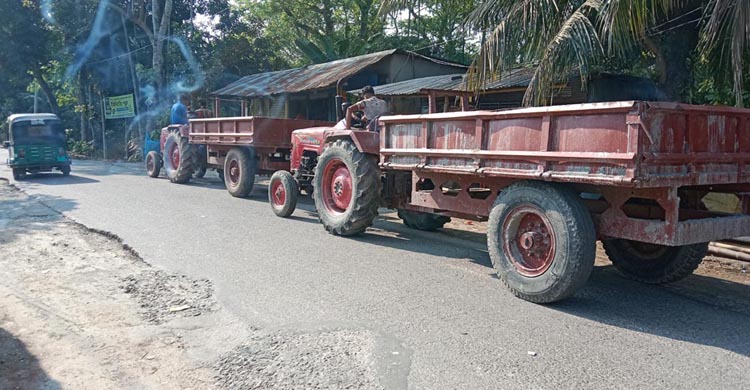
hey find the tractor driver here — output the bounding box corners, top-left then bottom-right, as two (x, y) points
(170, 95), (190, 125)
(345, 85), (388, 131)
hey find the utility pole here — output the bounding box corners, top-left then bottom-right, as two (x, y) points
(100, 96), (107, 160)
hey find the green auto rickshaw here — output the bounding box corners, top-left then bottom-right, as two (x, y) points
(3, 113), (71, 180)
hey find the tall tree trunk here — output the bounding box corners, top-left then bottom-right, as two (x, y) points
(644, 5), (701, 101)
(31, 66), (59, 115)
(151, 0), (173, 103)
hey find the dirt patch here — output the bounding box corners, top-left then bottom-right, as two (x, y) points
(122, 271), (216, 324)
(0, 183), (221, 388)
(0, 181), (396, 389)
(216, 329), (382, 390)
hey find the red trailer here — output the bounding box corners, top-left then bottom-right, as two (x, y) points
(145, 117), (332, 197)
(271, 101), (750, 303)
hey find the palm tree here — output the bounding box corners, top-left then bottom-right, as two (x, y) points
(381, 0), (750, 107)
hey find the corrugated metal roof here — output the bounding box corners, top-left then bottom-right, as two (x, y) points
(351, 68), (540, 97)
(212, 49), (467, 98)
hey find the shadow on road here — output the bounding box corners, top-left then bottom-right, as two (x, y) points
(553, 265), (750, 357)
(0, 183), (78, 246)
(20, 173), (99, 185)
(0, 328), (61, 389)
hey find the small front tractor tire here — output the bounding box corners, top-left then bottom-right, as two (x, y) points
(163, 132), (194, 184)
(602, 239), (708, 284)
(397, 209), (451, 231)
(313, 139), (380, 236)
(12, 168), (25, 180)
(60, 165), (71, 177)
(224, 147), (256, 197)
(488, 181), (596, 303)
(269, 170), (299, 218)
(145, 150), (162, 178)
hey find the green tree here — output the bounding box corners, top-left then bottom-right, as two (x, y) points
(0, 0), (62, 114)
(380, 0), (749, 106)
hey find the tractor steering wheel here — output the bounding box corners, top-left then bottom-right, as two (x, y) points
(351, 110), (366, 129)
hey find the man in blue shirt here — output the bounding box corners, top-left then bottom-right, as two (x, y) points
(170, 95), (189, 125)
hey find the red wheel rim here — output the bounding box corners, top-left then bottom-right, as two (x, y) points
(228, 159), (240, 185)
(271, 179), (286, 208)
(321, 158), (353, 214)
(169, 143), (180, 169)
(502, 205), (556, 277)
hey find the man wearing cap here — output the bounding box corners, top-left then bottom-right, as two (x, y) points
(346, 85), (388, 131)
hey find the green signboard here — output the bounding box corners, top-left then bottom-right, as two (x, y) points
(103, 94), (135, 119)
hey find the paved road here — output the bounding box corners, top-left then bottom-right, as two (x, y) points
(2, 149), (749, 390)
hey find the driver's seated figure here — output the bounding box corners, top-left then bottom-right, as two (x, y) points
(346, 85), (388, 132)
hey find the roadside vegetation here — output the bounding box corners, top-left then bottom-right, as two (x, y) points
(1, 0), (748, 159)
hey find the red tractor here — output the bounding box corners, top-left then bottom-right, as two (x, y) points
(144, 125), (196, 184)
(145, 117), (333, 196)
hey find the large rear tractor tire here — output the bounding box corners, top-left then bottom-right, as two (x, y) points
(269, 170), (298, 218)
(397, 209), (450, 231)
(60, 164), (71, 177)
(488, 181), (596, 303)
(12, 168), (25, 180)
(145, 151), (162, 178)
(313, 139), (380, 236)
(602, 239), (708, 284)
(163, 132), (194, 184)
(224, 147), (256, 197)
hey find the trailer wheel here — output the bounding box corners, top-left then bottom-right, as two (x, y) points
(397, 209), (451, 231)
(12, 168), (25, 180)
(488, 181), (595, 303)
(224, 147), (256, 197)
(269, 170), (298, 218)
(602, 239), (708, 284)
(145, 151), (162, 178)
(60, 164), (71, 177)
(313, 139), (380, 236)
(163, 132), (194, 184)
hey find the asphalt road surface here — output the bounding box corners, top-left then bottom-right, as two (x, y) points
(2, 149), (749, 390)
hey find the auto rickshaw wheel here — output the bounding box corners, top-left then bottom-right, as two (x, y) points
(12, 168), (25, 180)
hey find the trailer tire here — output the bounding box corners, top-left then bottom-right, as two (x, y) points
(224, 147), (256, 197)
(397, 209), (451, 231)
(269, 170), (298, 218)
(602, 239), (708, 284)
(488, 181), (596, 303)
(12, 168), (25, 180)
(145, 151), (162, 178)
(163, 132), (194, 184)
(313, 139), (380, 236)
(60, 164), (71, 177)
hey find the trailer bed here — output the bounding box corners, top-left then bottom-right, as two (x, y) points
(379, 101), (750, 188)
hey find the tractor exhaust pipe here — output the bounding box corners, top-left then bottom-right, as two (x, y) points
(336, 77), (348, 121)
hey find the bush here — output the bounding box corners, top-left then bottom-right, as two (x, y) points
(67, 138), (95, 158)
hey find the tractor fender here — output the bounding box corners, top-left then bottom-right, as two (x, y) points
(324, 129), (380, 156)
